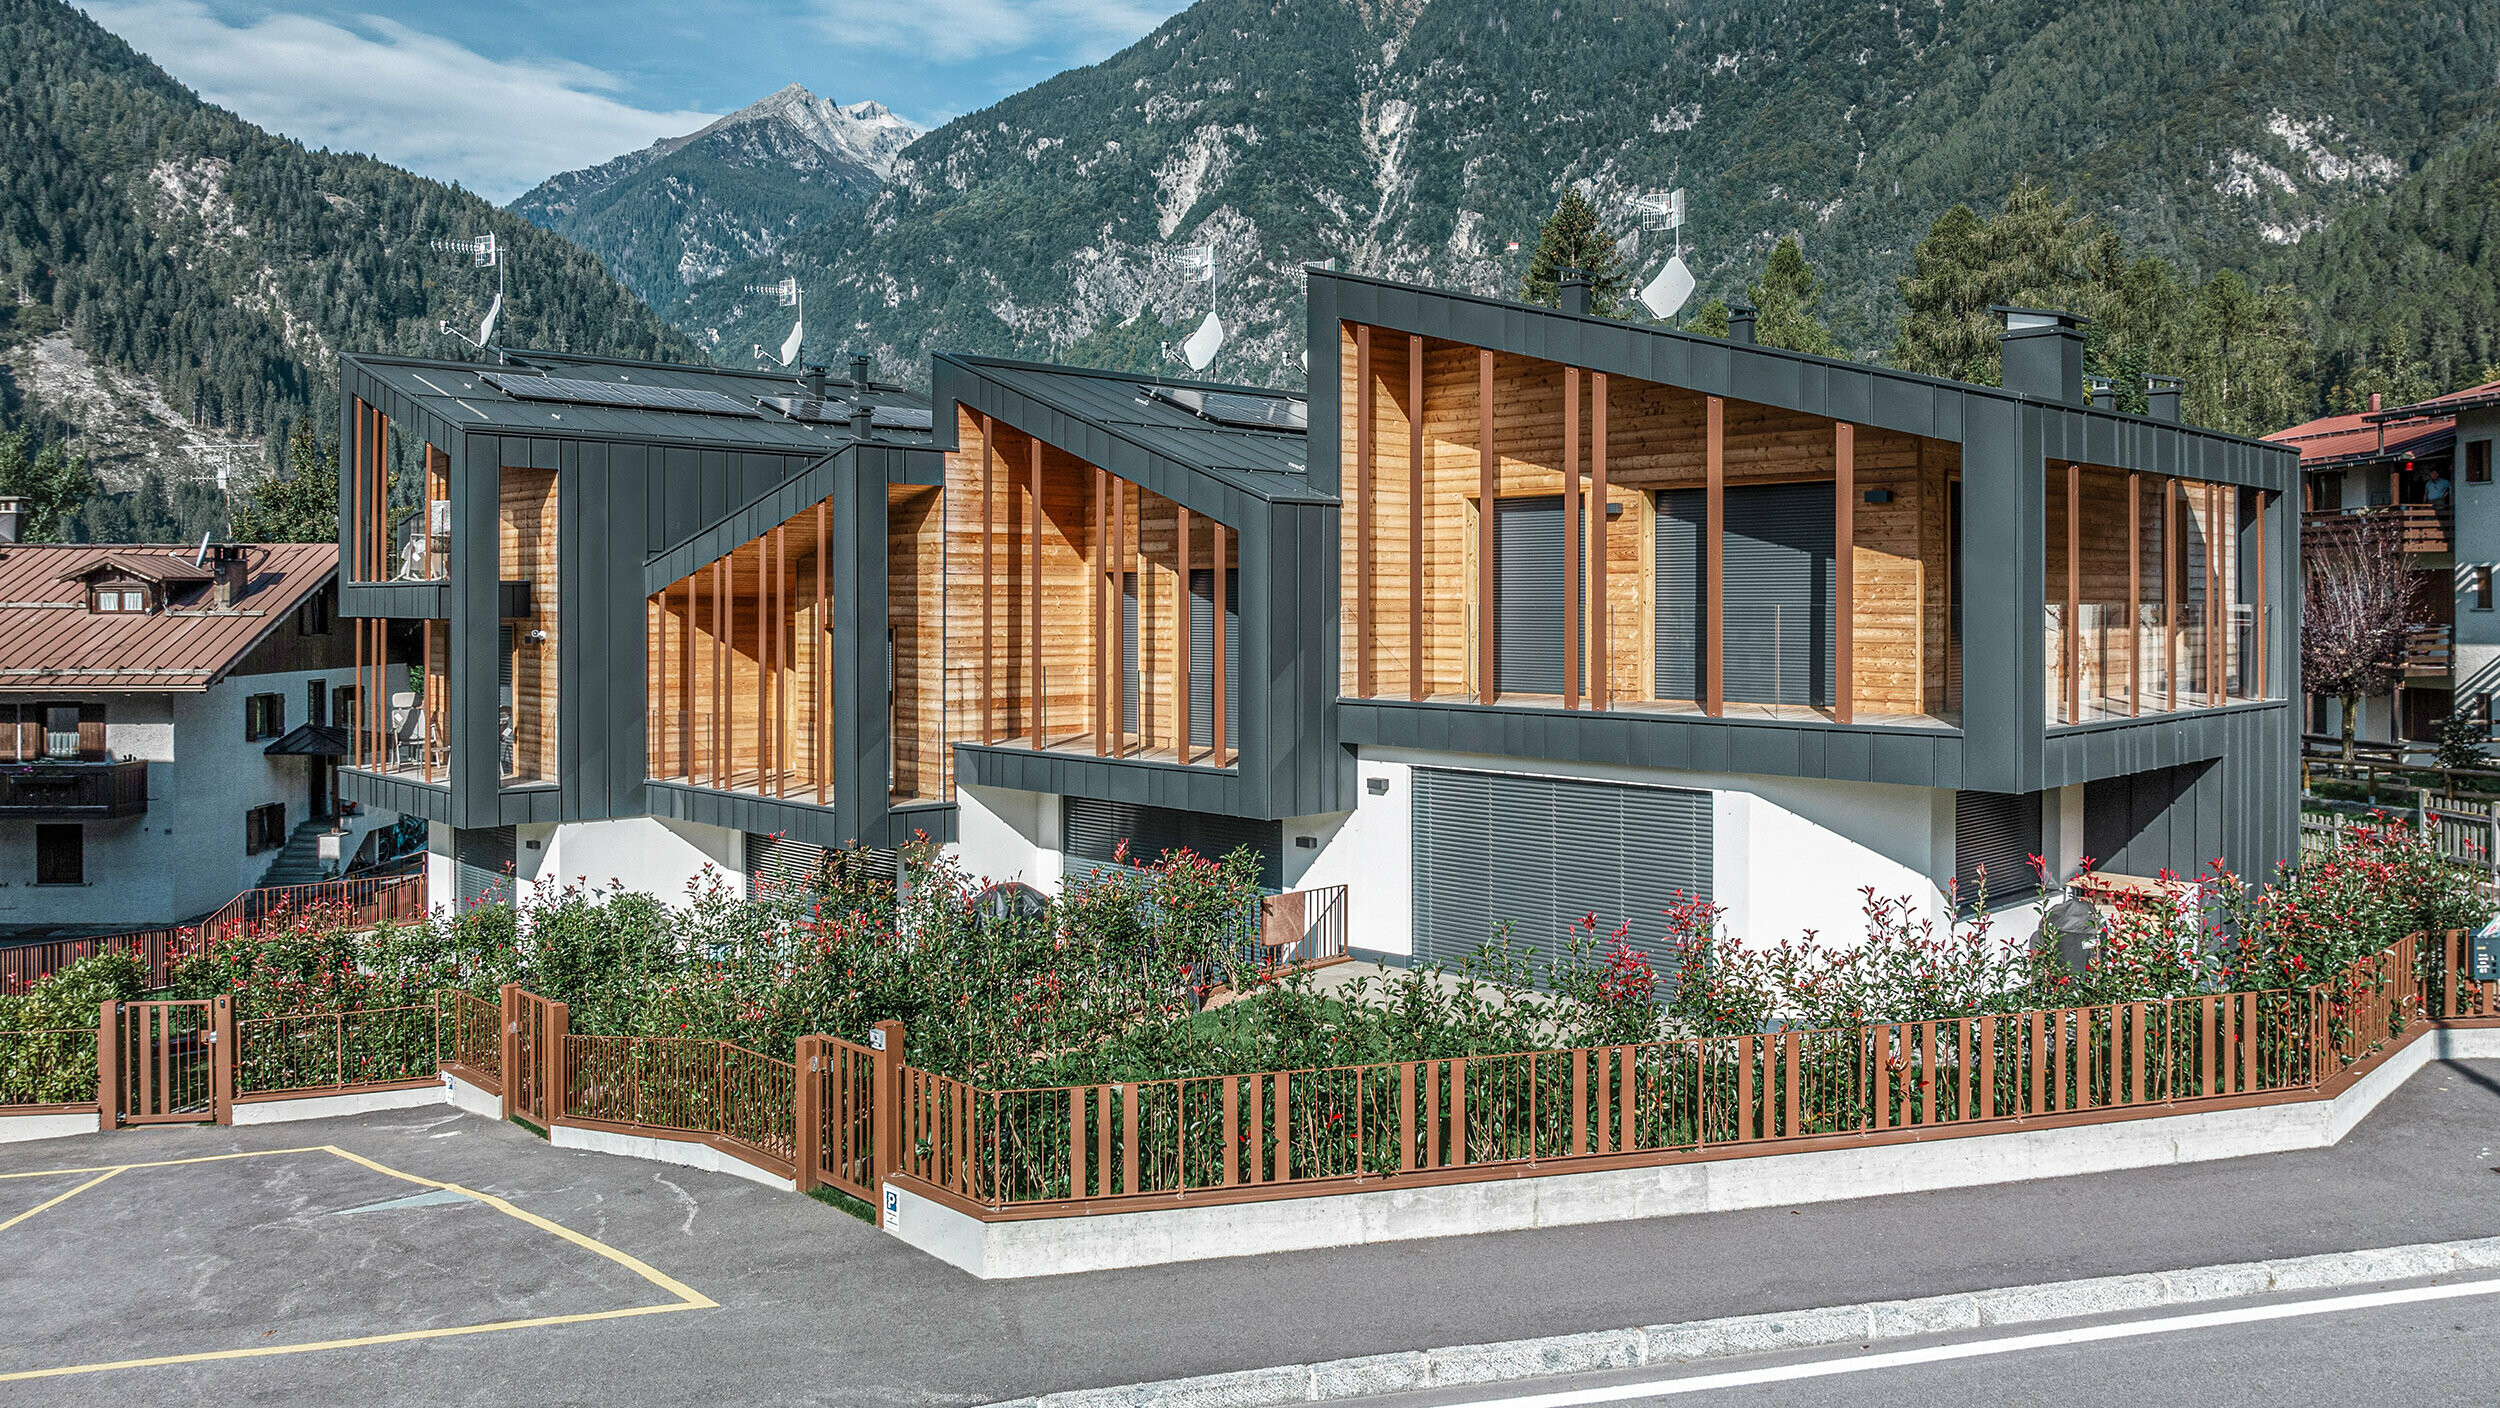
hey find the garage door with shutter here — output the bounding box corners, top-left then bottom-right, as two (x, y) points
(1411, 769), (1711, 982)
(1954, 790), (2043, 907)
(1062, 798), (1282, 890)
(454, 826), (516, 909)
(1657, 484), (1837, 706)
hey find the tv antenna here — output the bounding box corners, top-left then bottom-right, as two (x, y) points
(1157, 244), (1224, 372)
(744, 276), (804, 367)
(1630, 188), (1695, 319)
(430, 232), (504, 352)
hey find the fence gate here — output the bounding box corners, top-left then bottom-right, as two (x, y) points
(809, 1035), (883, 1201)
(501, 987), (565, 1129)
(109, 1000), (218, 1125)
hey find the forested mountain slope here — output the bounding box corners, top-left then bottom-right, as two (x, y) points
(0, 0), (696, 502)
(678, 0), (2495, 390)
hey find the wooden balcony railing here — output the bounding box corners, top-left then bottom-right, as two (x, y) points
(0, 758), (148, 817)
(2405, 623), (2454, 677)
(2304, 503), (2453, 555)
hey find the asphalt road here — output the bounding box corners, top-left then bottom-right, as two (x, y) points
(3, 1060), (2499, 1406)
(1347, 1275), (2500, 1408)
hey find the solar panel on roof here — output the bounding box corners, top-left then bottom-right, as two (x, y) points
(481, 372), (758, 418)
(869, 406), (934, 431)
(1145, 385), (1307, 431)
(757, 395), (854, 423)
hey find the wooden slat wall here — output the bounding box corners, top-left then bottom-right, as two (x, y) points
(1341, 332), (1955, 715)
(499, 466), (559, 781)
(889, 485), (945, 801)
(645, 503), (835, 799)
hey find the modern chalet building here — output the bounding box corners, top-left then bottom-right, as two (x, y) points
(2268, 388), (2475, 744)
(338, 273), (2299, 966)
(0, 526), (387, 935)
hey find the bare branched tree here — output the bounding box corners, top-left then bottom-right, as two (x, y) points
(2302, 513), (2419, 757)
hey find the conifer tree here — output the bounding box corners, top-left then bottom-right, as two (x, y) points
(0, 430), (96, 542)
(231, 420), (340, 543)
(1683, 299), (1732, 338)
(1748, 237), (1842, 356)
(1521, 189), (1627, 314)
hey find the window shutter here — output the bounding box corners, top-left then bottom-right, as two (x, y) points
(77, 703), (106, 758)
(1061, 798), (1282, 889)
(1656, 490), (1705, 700)
(1188, 568), (1239, 747)
(454, 826), (517, 909)
(1656, 485), (1836, 706)
(1954, 791), (2043, 907)
(1494, 497), (1582, 695)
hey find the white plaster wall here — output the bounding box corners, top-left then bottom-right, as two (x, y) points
(2457, 408), (2499, 657)
(425, 820), (457, 915)
(1296, 747), (1960, 961)
(945, 782), (1055, 891)
(533, 816), (746, 907)
(0, 665), (366, 929)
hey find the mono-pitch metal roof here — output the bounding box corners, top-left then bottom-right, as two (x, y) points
(2264, 409), (2454, 469)
(0, 542), (335, 692)
(933, 354), (1325, 505)
(340, 348), (936, 455)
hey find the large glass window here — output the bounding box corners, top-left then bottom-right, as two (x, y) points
(2049, 468), (2267, 723)
(499, 467), (557, 784)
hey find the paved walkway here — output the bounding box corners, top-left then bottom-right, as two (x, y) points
(5, 1060), (2498, 1405)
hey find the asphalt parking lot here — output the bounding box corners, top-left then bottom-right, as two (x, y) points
(3, 1063), (2499, 1406)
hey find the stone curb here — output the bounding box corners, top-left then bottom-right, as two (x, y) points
(997, 1235), (2500, 1408)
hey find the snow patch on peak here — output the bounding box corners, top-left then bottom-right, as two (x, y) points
(668, 85), (923, 178)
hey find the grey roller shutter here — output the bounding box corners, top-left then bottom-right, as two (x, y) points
(1188, 568), (1239, 746)
(1410, 769), (1711, 985)
(1121, 573), (1139, 736)
(1494, 497), (1582, 695)
(1954, 791), (2043, 907)
(1656, 489), (1704, 700)
(1062, 798), (1281, 889)
(746, 833), (898, 895)
(454, 826), (515, 909)
(1656, 484), (1835, 707)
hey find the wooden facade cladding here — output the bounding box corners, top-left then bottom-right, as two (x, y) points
(939, 410), (1241, 772)
(1336, 324), (1959, 724)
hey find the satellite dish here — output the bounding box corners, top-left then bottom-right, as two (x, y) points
(476, 287), (503, 349)
(779, 317), (804, 367)
(1180, 310), (1224, 372)
(194, 531), (212, 566)
(1640, 255), (1696, 320)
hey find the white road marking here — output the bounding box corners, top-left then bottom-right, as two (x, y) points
(1422, 1277), (2500, 1407)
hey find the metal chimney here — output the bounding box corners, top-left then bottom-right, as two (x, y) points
(0, 496), (22, 545)
(803, 364), (827, 398)
(850, 403), (874, 439)
(851, 354), (874, 389)
(2145, 375), (2184, 423)
(1558, 269), (1593, 316)
(1726, 303), (1757, 345)
(1993, 306), (2089, 403)
(2088, 376), (2118, 411)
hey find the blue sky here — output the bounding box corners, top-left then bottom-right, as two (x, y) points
(76, 0), (1192, 203)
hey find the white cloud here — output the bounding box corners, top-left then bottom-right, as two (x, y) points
(77, 2), (719, 201)
(810, 0), (1186, 65)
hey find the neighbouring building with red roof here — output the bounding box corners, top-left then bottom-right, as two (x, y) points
(0, 509), (403, 936)
(2268, 383), (2497, 745)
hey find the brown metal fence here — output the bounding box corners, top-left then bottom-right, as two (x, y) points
(232, 1004), (438, 1098)
(0, 874), (426, 993)
(439, 987), (503, 1092)
(0, 1026), (99, 1109)
(563, 1033), (798, 1174)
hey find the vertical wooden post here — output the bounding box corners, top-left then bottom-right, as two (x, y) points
(1212, 522), (1228, 765)
(1705, 395), (1725, 717)
(2127, 472), (2142, 715)
(95, 1000), (117, 1130)
(2208, 482), (2224, 706)
(1564, 366), (1582, 710)
(815, 501), (829, 803)
(1834, 422), (1855, 724)
(1030, 438), (1045, 749)
(352, 618), (364, 769)
(1477, 349), (1497, 704)
(1409, 333), (1426, 702)
(546, 1000), (570, 1123)
(211, 995), (234, 1125)
(2163, 478), (2179, 711)
(2250, 489), (2267, 698)
(872, 1019), (906, 1186)
(2066, 460), (2082, 724)
(498, 983), (520, 1121)
(1093, 466), (1107, 755)
(981, 418), (995, 745)
(795, 1035), (825, 1194)
(1111, 479), (1126, 756)
(1176, 504), (1192, 760)
(1591, 372), (1609, 711)
(1355, 323), (1374, 697)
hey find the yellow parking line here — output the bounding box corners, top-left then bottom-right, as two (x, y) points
(0, 1167), (123, 1234)
(0, 1302), (705, 1383)
(0, 1143), (715, 1383)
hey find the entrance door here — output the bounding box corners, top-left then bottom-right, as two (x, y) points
(109, 1001), (217, 1124)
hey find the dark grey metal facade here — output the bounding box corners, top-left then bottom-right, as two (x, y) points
(336, 350), (953, 854)
(1307, 269), (2304, 884)
(933, 355), (1353, 823)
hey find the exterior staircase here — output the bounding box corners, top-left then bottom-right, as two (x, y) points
(254, 817), (337, 890)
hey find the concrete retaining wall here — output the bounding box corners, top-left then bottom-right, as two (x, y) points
(229, 1084), (446, 1126)
(888, 1027), (2500, 1279)
(0, 1111), (101, 1144)
(548, 1123), (797, 1193)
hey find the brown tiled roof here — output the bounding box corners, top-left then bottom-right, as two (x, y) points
(0, 542), (336, 693)
(2263, 410), (2453, 469)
